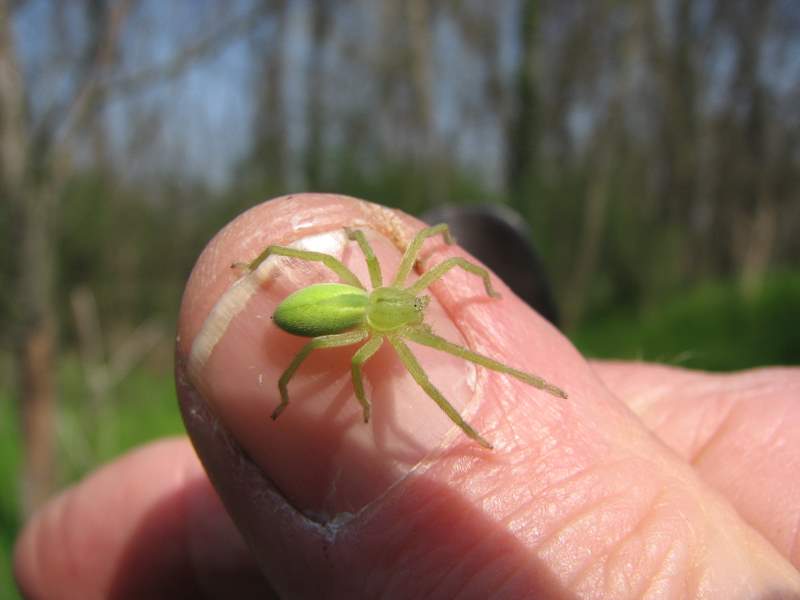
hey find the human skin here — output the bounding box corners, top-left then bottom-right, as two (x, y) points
(14, 194), (800, 599)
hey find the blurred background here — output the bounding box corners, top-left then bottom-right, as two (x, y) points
(1, 0), (799, 594)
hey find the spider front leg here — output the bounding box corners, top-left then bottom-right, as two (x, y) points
(388, 335), (493, 449)
(346, 228), (383, 288)
(274, 329), (369, 420)
(406, 257), (499, 298)
(393, 224), (454, 287)
(235, 245), (363, 289)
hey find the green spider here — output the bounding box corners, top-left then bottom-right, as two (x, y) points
(239, 224), (566, 449)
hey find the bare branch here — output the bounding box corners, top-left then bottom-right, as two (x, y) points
(104, 2), (268, 98)
(0, 0), (28, 188)
(56, 0), (136, 149)
(50, 1), (267, 156)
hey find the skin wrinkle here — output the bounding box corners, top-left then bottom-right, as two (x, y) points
(686, 390), (729, 461)
(447, 548), (517, 600)
(536, 491), (622, 570)
(494, 471), (577, 537)
(355, 480), (453, 585)
(489, 559), (539, 600)
(399, 472), (528, 598)
(441, 495), (542, 599)
(426, 502), (508, 597)
(689, 400), (739, 467)
(503, 474), (592, 542)
(494, 375), (529, 449)
(482, 478), (536, 525)
(637, 536), (684, 600)
(596, 489), (674, 599)
(558, 492), (647, 587)
(513, 458), (631, 529)
(684, 510), (709, 599)
(488, 487), (537, 535)
(457, 495), (559, 597)
(373, 521), (430, 598)
(418, 537), (475, 598)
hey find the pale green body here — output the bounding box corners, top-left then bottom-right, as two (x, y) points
(274, 283), (369, 336)
(243, 224), (567, 449)
(275, 283), (427, 337)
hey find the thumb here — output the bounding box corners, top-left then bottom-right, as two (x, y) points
(176, 194), (800, 598)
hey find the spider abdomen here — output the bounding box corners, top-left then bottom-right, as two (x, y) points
(274, 283), (368, 336)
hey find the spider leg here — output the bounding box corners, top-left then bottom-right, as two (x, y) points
(406, 327), (567, 399)
(239, 245), (363, 289)
(388, 335), (492, 449)
(274, 329), (369, 420)
(350, 335), (384, 422)
(405, 257), (499, 298)
(346, 228), (383, 288)
(393, 224), (454, 287)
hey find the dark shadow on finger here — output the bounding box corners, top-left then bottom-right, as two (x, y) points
(177, 359), (579, 599)
(107, 472), (275, 600)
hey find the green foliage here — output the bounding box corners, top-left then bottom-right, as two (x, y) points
(0, 357), (182, 600)
(57, 172), (220, 339)
(0, 386), (22, 600)
(572, 272), (800, 371)
(55, 355), (184, 483)
(0, 194), (21, 344)
(323, 156), (504, 215)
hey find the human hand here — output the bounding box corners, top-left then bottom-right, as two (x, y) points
(15, 195), (800, 599)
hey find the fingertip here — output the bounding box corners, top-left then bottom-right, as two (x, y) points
(177, 194), (518, 515)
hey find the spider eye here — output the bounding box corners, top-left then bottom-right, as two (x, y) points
(414, 295), (430, 311)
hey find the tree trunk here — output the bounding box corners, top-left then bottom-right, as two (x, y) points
(405, 0), (434, 150)
(247, 0), (288, 187)
(506, 0), (539, 213)
(1, 0), (57, 515)
(16, 186), (58, 515)
(305, 0), (331, 189)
